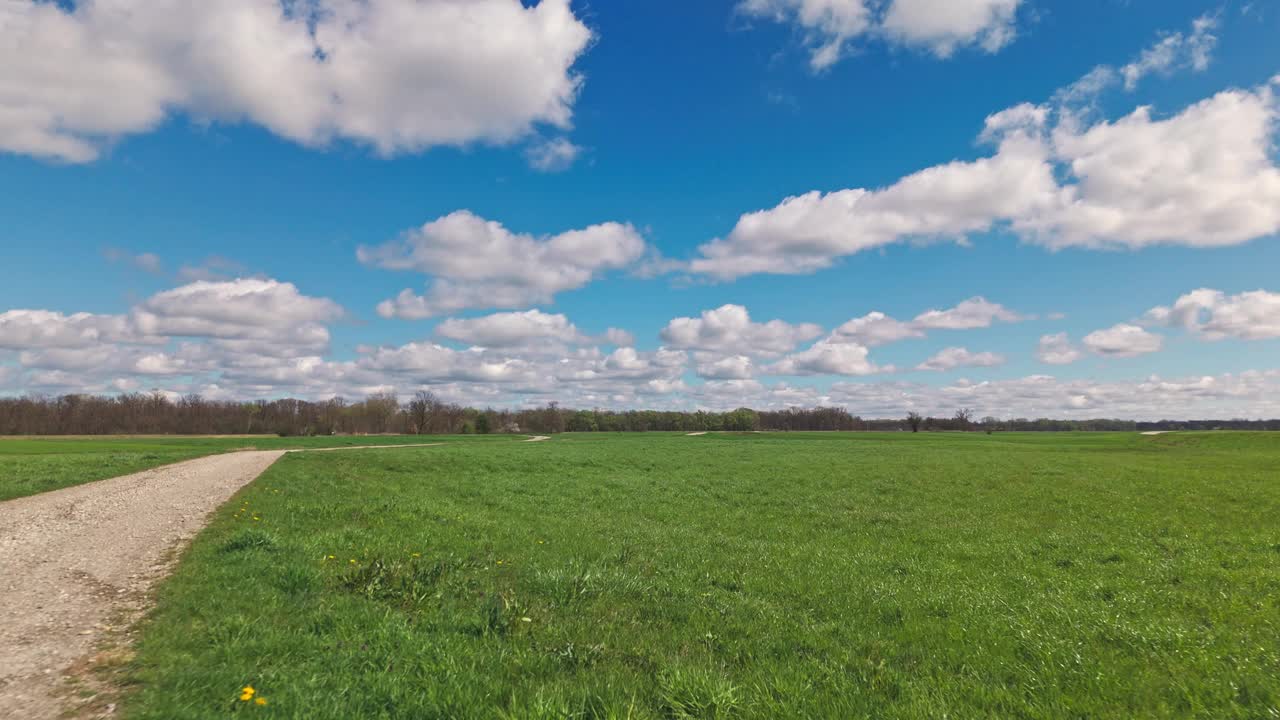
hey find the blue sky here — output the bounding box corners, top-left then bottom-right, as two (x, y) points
(1, 0), (1279, 418)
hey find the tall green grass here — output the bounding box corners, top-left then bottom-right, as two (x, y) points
(120, 432), (1280, 718)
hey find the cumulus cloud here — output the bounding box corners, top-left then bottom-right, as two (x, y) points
(768, 338), (889, 376)
(8, 284), (1280, 421)
(691, 64), (1280, 279)
(435, 310), (586, 348)
(823, 370), (1280, 420)
(738, 0), (1023, 70)
(1035, 333), (1081, 365)
(696, 355), (755, 380)
(690, 128), (1058, 278)
(133, 278), (343, 354)
(0, 0), (592, 162)
(831, 311), (924, 346)
(0, 310), (137, 350)
(912, 296), (1022, 330)
(880, 0), (1021, 57)
(1144, 288), (1280, 341)
(604, 328), (636, 347)
(659, 304), (823, 357)
(360, 211), (648, 317)
(4, 277), (352, 394)
(1082, 323), (1164, 358)
(825, 297), (1020, 352)
(915, 346), (1004, 371)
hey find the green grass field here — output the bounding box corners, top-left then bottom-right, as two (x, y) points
(99, 431), (1280, 719)
(0, 435), (505, 502)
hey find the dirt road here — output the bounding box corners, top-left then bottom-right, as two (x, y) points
(0, 451), (288, 719)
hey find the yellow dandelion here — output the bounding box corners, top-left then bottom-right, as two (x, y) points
(239, 686), (255, 701)
(255, 697), (268, 706)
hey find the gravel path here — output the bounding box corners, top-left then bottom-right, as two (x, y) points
(0, 451), (288, 719)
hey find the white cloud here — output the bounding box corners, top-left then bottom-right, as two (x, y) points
(915, 346), (1004, 371)
(825, 297), (1020, 351)
(1120, 15), (1218, 90)
(0, 0), (592, 162)
(769, 338), (888, 376)
(0, 310), (136, 350)
(824, 370), (1280, 420)
(525, 136), (582, 172)
(659, 304), (823, 357)
(880, 0), (1021, 57)
(831, 311), (924, 346)
(435, 310), (585, 347)
(1145, 288), (1280, 341)
(132, 278), (343, 353)
(360, 210), (648, 317)
(912, 296), (1022, 330)
(738, 0), (873, 71)
(692, 78), (1280, 278)
(1023, 85), (1280, 250)
(356, 342), (539, 385)
(696, 355), (755, 380)
(690, 129), (1058, 278)
(1082, 323), (1163, 357)
(1035, 333), (1081, 365)
(604, 328), (636, 347)
(738, 0), (1023, 70)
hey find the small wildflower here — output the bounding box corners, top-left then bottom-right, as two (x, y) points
(410, 552), (421, 558)
(239, 686), (255, 701)
(537, 540), (545, 544)
(255, 697), (268, 706)
(496, 560), (503, 565)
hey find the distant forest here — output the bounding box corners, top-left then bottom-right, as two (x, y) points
(1, 393), (1277, 436)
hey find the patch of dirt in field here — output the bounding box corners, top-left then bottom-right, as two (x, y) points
(0, 451), (286, 720)
(1140, 431), (1171, 435)
(686, 431), (709, 436)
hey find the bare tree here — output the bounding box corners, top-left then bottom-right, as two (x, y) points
(954, 408), (973, 431)
(906, 412), (923, 433)
(408, 391), (436, 434)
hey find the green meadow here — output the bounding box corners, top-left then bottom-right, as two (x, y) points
(101, 431), (1280, 719)
(0, 435), (501, 502)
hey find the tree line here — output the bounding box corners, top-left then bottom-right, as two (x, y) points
(0, 393), (1276, 436)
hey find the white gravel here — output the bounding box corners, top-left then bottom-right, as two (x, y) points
(0, 451), (286, 719)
